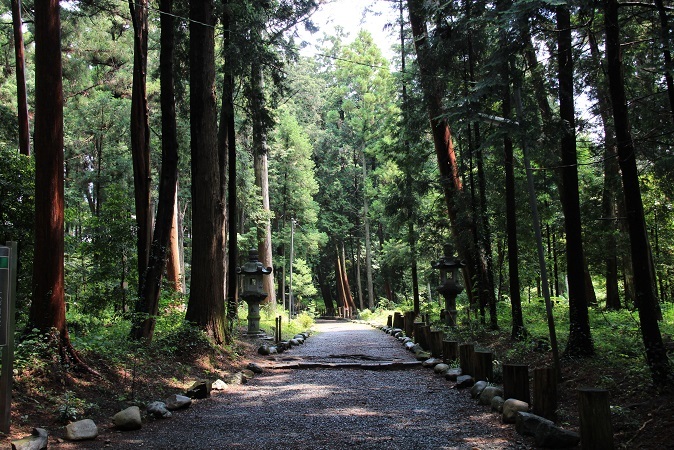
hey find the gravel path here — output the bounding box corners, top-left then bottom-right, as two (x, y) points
(55, 320), (531, 449)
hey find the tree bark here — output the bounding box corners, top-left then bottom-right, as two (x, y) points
(407, 0), (489, 311)
(250, 62), (277, 306)
(604, 0), (671, 384)
(131, 0), (179, 342)
(362, 150), (375, 310)
(166, 188), (183, 293)
(11, 0), (30, 156)
(31, 0), (66, 339)
(557, 6), (594, 357)
(186, 0), (226, 344)
(128, 0), (152, 300)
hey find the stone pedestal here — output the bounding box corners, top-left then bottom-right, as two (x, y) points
(242, 292), (267, 336)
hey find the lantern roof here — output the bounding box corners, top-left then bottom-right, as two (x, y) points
(236, 249), (273, 275)
(431, 243), (465, 269)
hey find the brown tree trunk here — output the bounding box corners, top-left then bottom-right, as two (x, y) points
(604, 0), (671, 384)
(11, 0), (30, 156)
(166, 188), (183, 293)
(31, 0), (66, 339)
(220, 3), (237, 336)
(407, 0), (488, 311)
(558, 6), (594, 357)
(128, 0), (152, 300)
(131, 0), (179, 342)
(186, 0), (226, 344)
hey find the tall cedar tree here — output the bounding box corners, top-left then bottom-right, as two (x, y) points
(557, 6), (594, 356)
(604, 0), (671, 384)
(406, 0), (495, 326)
(30, 0), (93, 373)
(128, 0), (152, 301)
(186, 0), (227, 343)
(131, 0), (180, 341)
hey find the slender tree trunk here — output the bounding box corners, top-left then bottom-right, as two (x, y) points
(11, 0), (29, 155)
(654, 0), (674, 124)
(131, 0), (179, 342)
(128, 0), (152, 303)
(605, 0), (671, 384)
(341, 243), (356, 313)
(250, 62), (276, 306)
(557, 6), (594, 356)
(220, 2), (238, 335)
(166, 188), (183, 293)
(355, 240), (364, 310)
(362, 150), (375, 310)
(186, 0), (226, 344)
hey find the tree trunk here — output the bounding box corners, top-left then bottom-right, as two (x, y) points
(186, 0), (226, 344)
(166, 187), (183, 293)
(250, 62), (277, 306)
(355, 241), (364, 310)
(362, 150), (375, 310)
(587, 29), (622, 310)
(655, 0), (674, 124)
(131, 0), (179, 342)
(341, 243), (356, 314)
(11, 0), (30, 156)
(558, 6), (594, 357)
(604, 0), (671, 384)
(31, 0), (66, 339)
(407, 0), (489, 310)
(128, 0), (152, 301)
(220, 3), (237, 336)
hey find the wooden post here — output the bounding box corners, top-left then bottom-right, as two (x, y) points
(393, 311), (404, 329)
(578, 388), (614, 449)
(404, 311), (415, 337)
(429, 330), (444, 358)
(503, 364), (530, 404)
(473, 350), (493, 381)
(533, 366), (557, 421)
(0, 242), (17, 433)
(442, 340), (458, 363)
(413, 322), (428, 349)
(387, 314), (393, 327)
(459, 343), (475, 375)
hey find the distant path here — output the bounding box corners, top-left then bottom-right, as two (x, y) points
(55, 320), (529, 449)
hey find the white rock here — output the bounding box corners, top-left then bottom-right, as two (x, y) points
(65, 419), (98, 441)
(165, 394), (192, 410)
(502, 398), (529, 424)
(212, 379), (228, 390)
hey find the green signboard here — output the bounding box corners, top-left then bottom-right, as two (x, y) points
(0, 246), (9, 346)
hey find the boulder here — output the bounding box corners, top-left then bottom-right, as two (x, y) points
(491, 395), (505, 413)
(402, 337), (413, 344)
(470, 380), (489, 398)
(242, 369), (255, 381)
(422, 358), (442, 368)
(405, 341), (417, 351)
(247, 362), (264, 374)
(164, 394), (192, 410)
(289, 339), (300, 346)
(146, 401), (172, 419)
(211, 379), (228, 390)
(455, 375), (474, 389)
(434, 363), (450, 374)
(225, 372), (247, 385)
(258, 345), (272, 355)
(12, 427), (49, 450)
(186, 380), (212, 399)
(444, 368), (462, 381)
(502, 398), (529, 424)
(516, 412), (580, 448)
(479, 386), (504, 406)
(113, 406), (142, 431)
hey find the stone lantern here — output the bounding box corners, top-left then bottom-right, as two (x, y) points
(236, 249), (273, 336)
(432, 244), (465, 327)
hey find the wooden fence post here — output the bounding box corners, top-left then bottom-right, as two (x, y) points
(413, 322), (428, 349)
(459, 343), (475, 375)
(442, 340), (458, 363)
(387, 315), (393, 327)
(533, 366), (557, 420)
(393, 311), (404, 329)
(578, 388), (614, 450)
(404, 311), (415, 337)
(503, 364), (530, 404)
(474, 350), (493, 381)
(429, 331), (444, 358)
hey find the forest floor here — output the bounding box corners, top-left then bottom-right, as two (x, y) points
(2, 318), (674, 449)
